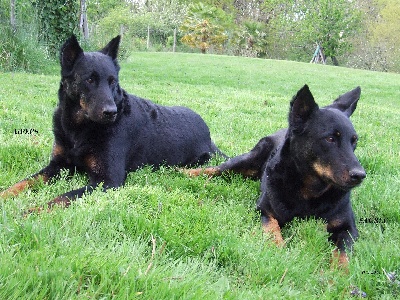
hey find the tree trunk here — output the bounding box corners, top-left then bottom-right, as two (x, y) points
(331, 56), (339, 66)
(80, 0), (89, 40)
(10, 0), (16, 32)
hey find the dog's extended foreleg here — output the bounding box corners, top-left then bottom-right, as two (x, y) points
(25, 182), (117, 214)
(36, 157), (126, 211)
(47, 184), (99, 208)
(327, 216), (358, 268)
(0, 174), (49, 199)
(0, 159), (67, 199)
(185, 136), (274, 179)
(24, 184), (97, 215)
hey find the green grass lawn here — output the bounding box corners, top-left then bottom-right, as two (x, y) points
(0, 52), (399, 299)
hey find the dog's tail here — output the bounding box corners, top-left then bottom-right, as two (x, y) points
(211, 141), (229, 160)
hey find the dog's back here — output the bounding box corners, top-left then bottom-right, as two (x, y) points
(117, 94), (218, 169)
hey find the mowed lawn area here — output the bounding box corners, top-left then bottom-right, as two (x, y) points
(0, 52), (399, 299)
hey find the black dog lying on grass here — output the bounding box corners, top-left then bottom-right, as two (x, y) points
(187, 85), (366, 266)
(1, 35), (222, 209)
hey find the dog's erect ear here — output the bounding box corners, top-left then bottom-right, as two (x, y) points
(100, 35), (121, 60)
(289, 85), (319, 132)
(60, 35), (83, 72)
(326, 86), (361, 117)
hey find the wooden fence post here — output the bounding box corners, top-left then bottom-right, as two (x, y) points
(173, 28), (176, 52)
(147, 25), (150, 49)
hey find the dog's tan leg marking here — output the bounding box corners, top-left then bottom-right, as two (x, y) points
(262, 215), (285, 247)
(84, 154), (102, 174)
(52, 143), (65, 157)
(1, 175), (49, 199)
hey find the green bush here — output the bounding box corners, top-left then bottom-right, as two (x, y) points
(32, 0), (79, 57)
(0, 23), (53, 73)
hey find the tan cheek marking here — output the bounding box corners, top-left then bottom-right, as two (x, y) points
(313, 161), (334, 181)
(80, 97), (88, 111)
(300, 174), (332, 199)
(74, 109), (87, 124)
(301, 175), (315, 199)
(262, 215), (285, 247)
(73, 97), (89, 124)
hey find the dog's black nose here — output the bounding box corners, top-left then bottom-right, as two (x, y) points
(349, 168), (366, 184)
(102, 107), (117, 119)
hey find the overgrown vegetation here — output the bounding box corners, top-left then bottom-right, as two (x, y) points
(1, 53), (399, 299)
(33, 0), (79, 56)
(1, 0), (400, 73)
(0, 23), (50, 73)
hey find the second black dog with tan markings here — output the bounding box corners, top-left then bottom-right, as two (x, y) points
(187, 85), (366, 266)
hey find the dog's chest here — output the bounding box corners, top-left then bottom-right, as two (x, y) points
(265, 167), (343, 219)
(58, 126), (102, 168)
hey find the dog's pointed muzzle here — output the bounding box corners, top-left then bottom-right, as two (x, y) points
(348, 167), (366, 186)
(101, 105), (118, 123)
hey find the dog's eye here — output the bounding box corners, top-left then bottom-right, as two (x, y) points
(109, 78), (117, 86)
(86, 77), (95, 84)
(351, 135), (358, 145)
(326, 136), (335, 143)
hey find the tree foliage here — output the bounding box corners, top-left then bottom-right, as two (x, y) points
(1, 0), (400, 72)
(265, 0), (361, 65)
(33, 0), (79, 55)
(344, 0), (400, 72)
(371, 0), (400, 68)
(180, 3), (228, 53)
(303, 0), (361, 64)
(94, 0), (188, 52)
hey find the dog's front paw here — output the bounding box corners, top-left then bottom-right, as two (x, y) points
(23, 206), (45, 217)
(182, 168), (205, 177)
(1, 180), (32, 199)
(182, 167), (221, 177)
(261, 214), (285, 247)
(331, 249), (350, 271)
